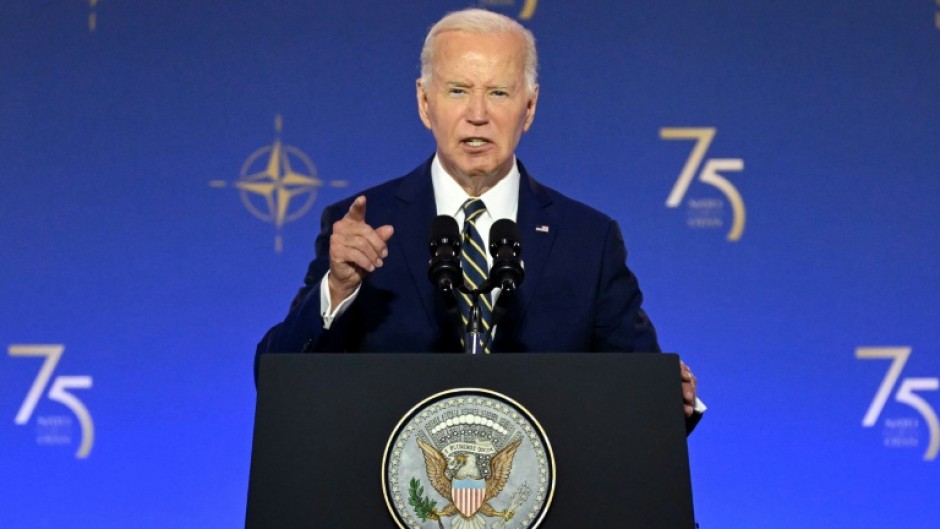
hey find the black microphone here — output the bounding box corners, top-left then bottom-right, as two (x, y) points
(487, 219), (524, 336)
(428, 215), (463, 306)
(488, 219), (524, 293)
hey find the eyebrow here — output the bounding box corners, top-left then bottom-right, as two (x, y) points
(443, 81), (514, 90)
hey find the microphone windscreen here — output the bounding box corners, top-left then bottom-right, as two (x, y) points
(489, 219), (521, 251)
(429, 215), (460, 242)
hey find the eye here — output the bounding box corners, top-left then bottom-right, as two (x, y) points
(490, 90), (509, 97)
(448, 87), (468, 96)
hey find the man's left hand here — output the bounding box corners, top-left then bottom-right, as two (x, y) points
(680, 360), (697, 418)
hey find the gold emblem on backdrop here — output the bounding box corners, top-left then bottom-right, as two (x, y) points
(660, 127), (746, 242)
(8, 345), (95, 459)
(211, 116), (348, 253)
(856, 347), (939, 461)
(88, 0), (100, 32)
(479, 0), (539, 21)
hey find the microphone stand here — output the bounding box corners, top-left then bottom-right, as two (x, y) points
(464, 292), (485, 355)
(462, 280), (512, 355)
(430, 217), (524, 355)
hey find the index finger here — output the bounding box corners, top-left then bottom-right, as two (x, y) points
(345, 195), (367, 223)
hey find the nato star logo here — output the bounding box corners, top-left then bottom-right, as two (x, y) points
(211, 116), (347, 252)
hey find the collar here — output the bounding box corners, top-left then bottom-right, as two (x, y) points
(430, 155), (520, 224)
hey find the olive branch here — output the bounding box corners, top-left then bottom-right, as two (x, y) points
(408, 477), (443, 528)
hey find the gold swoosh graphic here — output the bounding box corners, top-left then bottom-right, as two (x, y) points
(519, 0), (538, 20)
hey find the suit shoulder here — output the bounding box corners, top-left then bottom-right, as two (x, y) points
(323, 177), (403, 212)
(529, 177), (617, 228)
(320, 160), (431, 220)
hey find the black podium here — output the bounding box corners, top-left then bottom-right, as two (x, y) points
(246, 353), (695, 528)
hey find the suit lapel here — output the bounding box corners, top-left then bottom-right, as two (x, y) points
(505, 163), (556, 332)
(391, 159), (442, 330)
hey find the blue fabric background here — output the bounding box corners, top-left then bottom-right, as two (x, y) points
(2, 1), (938, 526)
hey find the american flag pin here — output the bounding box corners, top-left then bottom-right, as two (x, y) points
(535, 225), (550, 233)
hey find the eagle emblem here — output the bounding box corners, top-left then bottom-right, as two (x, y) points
(383, 389), (554, 529)
(418, 437), (522, 525)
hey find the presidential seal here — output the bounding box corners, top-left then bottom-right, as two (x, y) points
(383, 389), (555, 529)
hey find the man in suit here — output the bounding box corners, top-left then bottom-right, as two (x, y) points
(257, 8), (701, 420)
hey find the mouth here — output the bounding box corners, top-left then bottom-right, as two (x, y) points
(462, 137), (491, 149)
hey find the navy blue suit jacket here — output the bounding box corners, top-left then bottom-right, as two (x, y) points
(256, 158), (660, 358)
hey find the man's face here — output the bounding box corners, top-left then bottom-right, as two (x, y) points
(417, 30), (538, 190)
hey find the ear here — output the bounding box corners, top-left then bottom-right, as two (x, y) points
(416, 78), (432, 130)
(522, 84), (539, 132)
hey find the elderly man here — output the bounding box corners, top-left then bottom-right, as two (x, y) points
(257, 8), (701, 420)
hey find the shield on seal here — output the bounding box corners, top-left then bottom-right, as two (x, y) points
(452, 478), (486, 517)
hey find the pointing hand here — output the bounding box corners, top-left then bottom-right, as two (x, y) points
(327, 196), (394, 307)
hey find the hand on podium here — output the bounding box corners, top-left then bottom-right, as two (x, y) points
(681, 360), (698, 418)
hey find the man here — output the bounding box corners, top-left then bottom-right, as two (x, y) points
(257, 9), (701, 420)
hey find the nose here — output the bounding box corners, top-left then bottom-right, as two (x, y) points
(464, 91), (489, 125)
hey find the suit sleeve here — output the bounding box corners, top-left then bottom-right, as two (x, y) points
(590, 219), (661, 353)
(593, 221), (702, 432)
(254, 201), (355, 377)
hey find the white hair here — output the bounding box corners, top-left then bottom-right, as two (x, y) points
(420, 8), (539, 95)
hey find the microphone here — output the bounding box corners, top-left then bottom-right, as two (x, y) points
(488, 219), (524, 334)
(427, 215), (463, 305)
(488, 219), (524, 293)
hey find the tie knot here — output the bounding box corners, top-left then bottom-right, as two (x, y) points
(461, 198), (487, 220)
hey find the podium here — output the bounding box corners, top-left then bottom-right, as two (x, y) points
(246, 353), (695, 528)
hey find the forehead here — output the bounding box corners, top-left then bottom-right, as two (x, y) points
(430, 30), (526, 81)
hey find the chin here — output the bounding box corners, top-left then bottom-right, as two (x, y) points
(459, 160), (508, 180)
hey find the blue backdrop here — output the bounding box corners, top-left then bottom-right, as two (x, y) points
(2, 1), (938, 527)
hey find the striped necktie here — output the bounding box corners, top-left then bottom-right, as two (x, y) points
(457, 198), (493, 353)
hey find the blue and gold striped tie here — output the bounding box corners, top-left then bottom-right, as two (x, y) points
(457, 198), (493, 353)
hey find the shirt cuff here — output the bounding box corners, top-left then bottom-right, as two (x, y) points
(319, 271), (360, 330)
